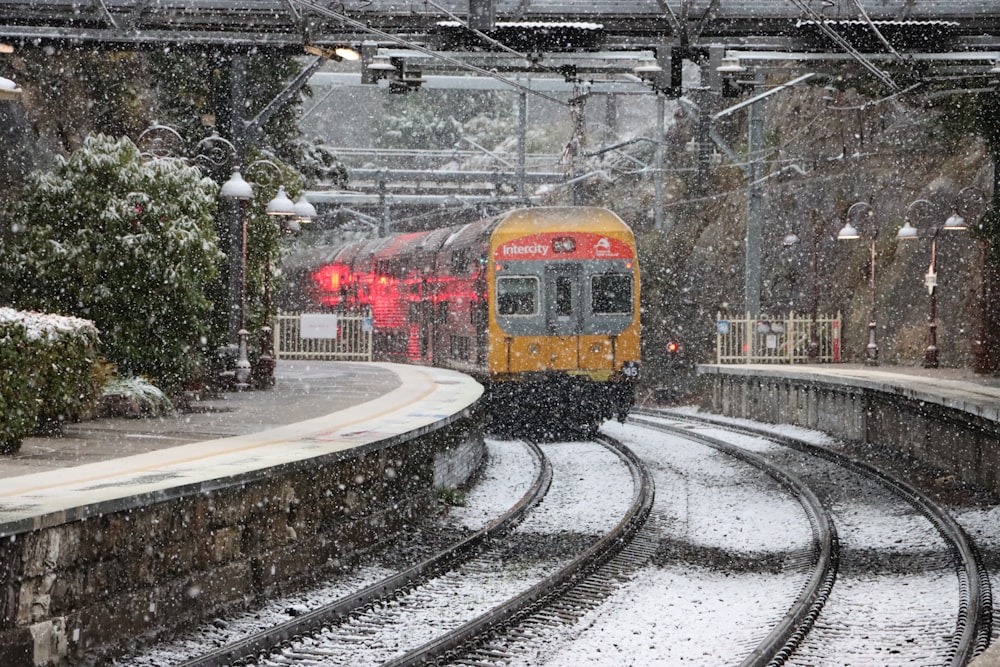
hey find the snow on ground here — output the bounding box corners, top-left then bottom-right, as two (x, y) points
(508, 564), (803, 666)
(120, 414), (994, 665)
(446, 438), (539, 531)
(603, 419), (815, 554)
(120, 439), (540, 666)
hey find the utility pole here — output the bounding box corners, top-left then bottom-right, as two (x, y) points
(518, 91), (527, 203)
(745, 72), (765, 317)
(654, 93), (666, 231)
(227, 54), (249, 346)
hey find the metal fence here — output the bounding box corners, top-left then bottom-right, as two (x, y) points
(715, 312), (841, 364)
(275, 312), (373, 361)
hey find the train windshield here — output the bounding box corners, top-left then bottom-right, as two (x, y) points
(591, 274), (633, 314)
(496, 276), (538, 315)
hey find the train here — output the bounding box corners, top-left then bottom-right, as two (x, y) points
(307, 206), (641, 434)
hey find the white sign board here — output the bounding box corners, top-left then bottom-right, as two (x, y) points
(925, 270), (937, 295)
(300, 313), (339, 339)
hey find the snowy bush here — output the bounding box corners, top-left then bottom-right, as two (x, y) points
(0, 308), (103, 453)
(101, 376), (175, 418)
(0, 133), (223, 394)
(0, 320), (39, 453)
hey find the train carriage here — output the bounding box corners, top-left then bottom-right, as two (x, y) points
(309, 206), (640, 433)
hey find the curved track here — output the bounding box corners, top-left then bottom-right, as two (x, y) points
(625, 414), (837, 667)
(172, 436), (653, 667)
(387, 434), (654, 666)
(178, 440), (552, 667)
(632, 408), (992, 666)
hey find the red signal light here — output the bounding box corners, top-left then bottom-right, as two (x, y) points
(666, 341), (681, 354)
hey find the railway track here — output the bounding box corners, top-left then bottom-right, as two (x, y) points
(628, 408), (992, 666)
(130, 436), (652, 667)
(122, 412), (988, 666)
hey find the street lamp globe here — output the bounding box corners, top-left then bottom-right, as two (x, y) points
(896, 220), (919, 239)
(293, 194), (317, 222)
(265, 185), (296, 216)
(0, 75), (22, 101)
(782, 232), (800, 247)
(220, 168), (254, 201)
(943, 209), (968, 231)
(836, 222), (860, 240)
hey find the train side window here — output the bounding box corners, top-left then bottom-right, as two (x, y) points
(497, 276), (538, 315)
(591, 274), (632, 314)
(451, 249), (469, 274)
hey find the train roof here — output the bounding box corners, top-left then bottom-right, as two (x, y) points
(493, 207), (633, 237)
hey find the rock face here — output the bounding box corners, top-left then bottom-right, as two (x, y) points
(599, 78), (993, 391)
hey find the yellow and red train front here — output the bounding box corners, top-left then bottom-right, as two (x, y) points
(486, 208), (640, 390)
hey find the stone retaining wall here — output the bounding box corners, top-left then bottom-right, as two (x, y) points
(0, 416), (484, 666)
(698, 366), (1000, 495)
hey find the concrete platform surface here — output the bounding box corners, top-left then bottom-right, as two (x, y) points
(0, 360), (483, 536)
(699, 363), (1000, 422)
(0, 361), (402, 480)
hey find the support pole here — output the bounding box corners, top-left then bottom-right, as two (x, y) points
(227, 54), (248, 347)
(744, 76), (765, 317)
(518, 91), (527, 203)
(654, 94), (665, 231)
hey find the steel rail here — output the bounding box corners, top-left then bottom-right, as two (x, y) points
(380, 434), (654, 667)
(177, 439), (553, 667)
(628, 412), (839, 667)
(635, 407), (994, 666)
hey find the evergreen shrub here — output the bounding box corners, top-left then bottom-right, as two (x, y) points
(0, 308), (103, 453)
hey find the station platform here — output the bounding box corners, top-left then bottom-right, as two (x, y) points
(0, 361), (402, 480)
(698, 362), (1000, 420)
(2, 361), (1000, 665)
(0, 360), (483, 534)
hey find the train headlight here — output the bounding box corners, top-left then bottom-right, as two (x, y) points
(591, 343), (602, 353)
(552, 237), (576, 253)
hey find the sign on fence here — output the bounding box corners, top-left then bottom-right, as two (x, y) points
(715, 311), (841, 364)
(300, 313), (339, 339)
(275, 311), (373, 361)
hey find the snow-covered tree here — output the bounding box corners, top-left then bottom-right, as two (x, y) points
(374, 89), (517, 151)
(0, 133), (223, 393)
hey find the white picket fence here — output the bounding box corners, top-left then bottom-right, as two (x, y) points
(715, 311), (841, 364)
(274, 312), (374, 361)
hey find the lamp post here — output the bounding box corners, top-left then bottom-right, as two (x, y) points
(897, 198), (969, 368)
(257, 181), (297, 387)
(218, 163), (298, 389)
(837, 202), (879, 365)
(219, 168), (255, 389)
(948, 187), (992, 374)
(219, 167), (253, 391)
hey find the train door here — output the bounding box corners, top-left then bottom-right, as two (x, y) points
(544, 264), (581, 369)
(545, 264), (582, 335)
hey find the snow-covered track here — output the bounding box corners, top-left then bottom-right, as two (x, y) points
(176, 440), (553, 667)
(635, 408), (992, 666)
(384, 434), (654, 666)
(628, 413), (837, 667)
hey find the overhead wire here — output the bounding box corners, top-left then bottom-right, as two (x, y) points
(423, 0), (552, 70)
(288, 0), (571, 107)
(786, 0), (899, 90)
(849, 0), (905, 62)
